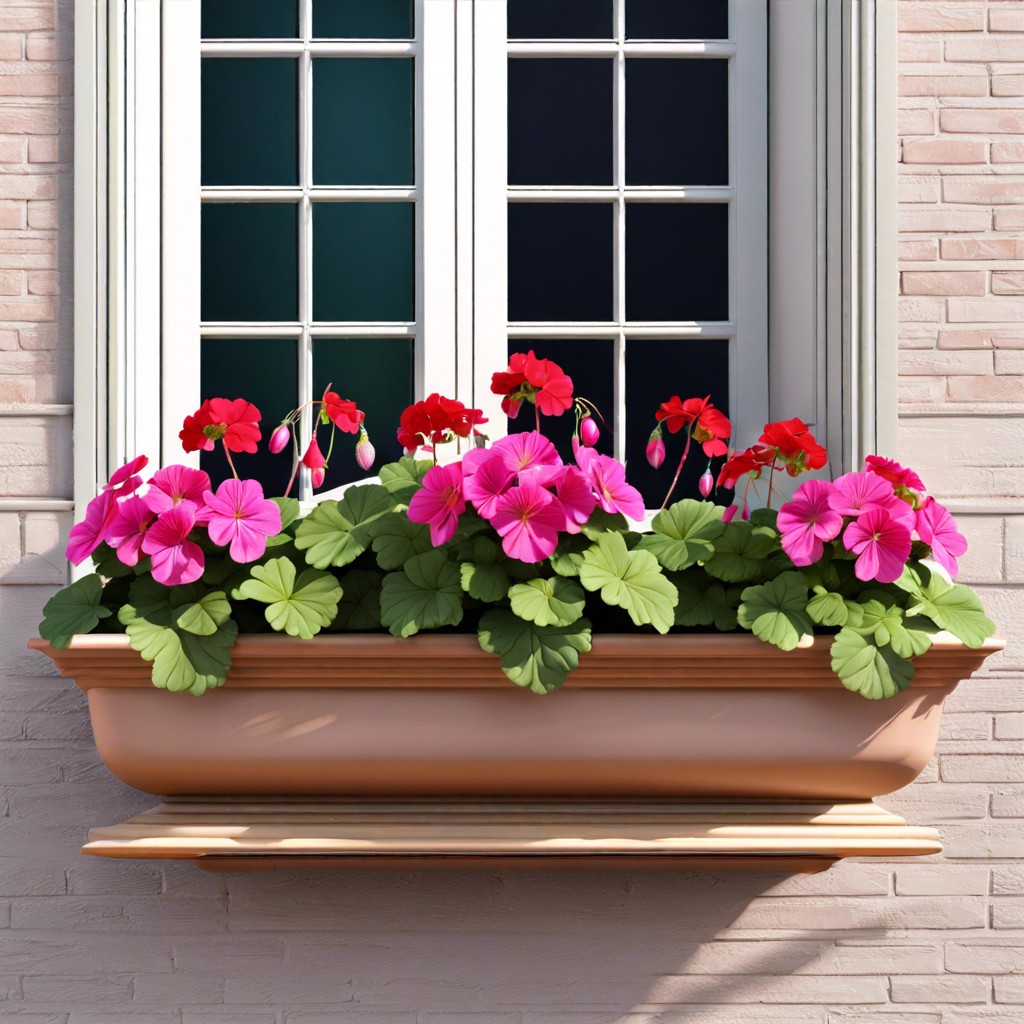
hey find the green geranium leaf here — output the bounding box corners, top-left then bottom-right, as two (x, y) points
(550, 535), (590, 578)
(272, 497), (301, 532)
(806, 586), (849, 628)
(39, 575), (112, 647)
(294, 485), (396, 569)
(831, 628), (914, 700)
(380, 549), (463, 638)
(459, 537), (511, 603)
(705, 521), (778, 583)
(477, 609), (592, 694)
(672, 572), (741, 631)
(749, 507), (779, 530)
(905, 574), (995, 649)
(332, 569), (383, 630)
(509, 576), (586, 628)
(368, 512), (433, 570)
(173, 589), (232, 637)
(379, 457), (432, 504)
(637, 499), (726, 571)
(893, 561), (933, 598)
(580, 508), (630, 540)
(737, 571), (814, 651)
(237, 557), (343, 639)
(579, 532), (677, 634)
(91, 542), (133, 579)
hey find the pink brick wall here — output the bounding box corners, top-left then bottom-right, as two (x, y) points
(0, 1), (1020, 1021)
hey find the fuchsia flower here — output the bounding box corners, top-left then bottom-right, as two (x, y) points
(843, 507), (912, 584)
(105, 455), (149, 498)
(141, 502), (204, 586)
(65, 490), (119, 565)
(777, 479), (844, 566)
(916, 497), (967, 578)
(143, 465), (212, 516)
(106, 496), (155, 567)
(575, 447), (645, 521)
(407, 463), (466, 546)
(202, 479), (282, 563)
(490, 476), (566, 562)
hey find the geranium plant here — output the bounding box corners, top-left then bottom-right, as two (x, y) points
(39, 353), (995, 700)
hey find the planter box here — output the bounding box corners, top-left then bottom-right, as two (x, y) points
(30, 632), (1002, 870)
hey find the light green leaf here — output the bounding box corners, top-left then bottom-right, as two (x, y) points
(737, 571), (814, 651)
(237, 557), (343, 639)
(509, 576), (586, 628)
(379, 457), (432, 504)
(459, 537), (511, 603)
(294, 485), (396, 569)
(579, 532), (677, 634)
(671, 572), (741, 631)
(637, 499), (726, 571)
(806, 587), (850, 628)
(173, 589), (232, 637)
(38, 575), (112, 648)
(905, 574), (995, 649)
(272, 496), (301, 531)
(831, 628), (914, 700)
(379, 549), (463, 638)
(704, 521), (778, 582)
(368, 512), (433, 570)
(332, 569), (383, 631)
(477, 609), (592, 694)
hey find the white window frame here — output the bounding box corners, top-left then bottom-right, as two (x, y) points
(74, 0), (897, 517)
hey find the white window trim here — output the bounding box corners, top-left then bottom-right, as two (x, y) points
(74, 0), (898, 518)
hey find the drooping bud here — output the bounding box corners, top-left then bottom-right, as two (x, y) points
(301, 434), (326, 470)
(310, 466), (326, 489)
(721, 503), (739, 524)
(646, 429), (666, 470)
(504, 395), (523, 420)
(355, 430), (375, 472)
(268, 423), (290, 454)
(698, 469), (713, 498)
(741, 500), (750, 521)
(580, 414), (600, 447)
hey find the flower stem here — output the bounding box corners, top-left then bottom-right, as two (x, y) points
(659, 430), (693, 511)
(223, 443), (239, 480)
(534, 403), (541, 434)
(767, 459), (777, 509)
(283, 433), (301, 499)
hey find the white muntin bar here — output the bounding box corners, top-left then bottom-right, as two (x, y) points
(201, 187), (419, 202)
(200, 40), (418, 57)
(507, 41), (736, 58)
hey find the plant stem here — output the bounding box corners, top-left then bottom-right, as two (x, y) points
(659, 430), (692, 511)
(282, 433), (301, 499)
(535, 403), (541, 434)
(223, 443), (239, 480)
(767, 459), (777, 509)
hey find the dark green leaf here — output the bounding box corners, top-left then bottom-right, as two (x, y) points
(332, 569), (383, 630)
(39, 575), (112, 647)
(294, 484), (396, 569)
(379, 457), (432, 504)
(705, 521), (778, 582)
(379, 549), (463, 638)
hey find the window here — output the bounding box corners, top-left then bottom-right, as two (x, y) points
(75, 0), (896, 514)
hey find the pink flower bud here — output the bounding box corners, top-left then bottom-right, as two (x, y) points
(646, 433), (666, 470)
(721, 503), (738, 524)
(741, 500), (750, 521)
(698, 469), (713, 498)
(268, 423), (290, 454)
(355, 433), (375, 471)
(310, 466), (326, 490)
(580, 415), (600, 448)
(301, 435), (326, 470)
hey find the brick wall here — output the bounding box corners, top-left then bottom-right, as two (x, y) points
(0, 1), (1021, 1021)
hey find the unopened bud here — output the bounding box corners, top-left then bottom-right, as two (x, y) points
(646, 431), (666, 470)
(301, 434), (326, 470)
(504, 396), (523, 420)
(580, 415), (599, 447)
(355, 431), (375, 471)
(310, 466), (326, 489)
(721, 503), (739, 524)
(698, 469), (713, 499)
(268, 423), (290, 454)
(741, 500), (750, 521)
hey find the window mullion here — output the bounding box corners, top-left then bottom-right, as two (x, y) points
(297, 0), (313, 501)
(613, 0), (627, 464)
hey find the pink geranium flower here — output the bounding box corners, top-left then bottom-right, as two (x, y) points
(65, 490), (119, 565)
(104, 454), (149, 499)
(143, 465), (212, 516)
(843, 507), (912, 584)
(777, 479), (843, 565)
(829, 471), (897, 518)
(202, 479), (283, 563)
(575, 448), (645, 521)
(407, 463), (466, 546)
(492, 431), (561, 476)
(462, 451), (515, 520)
(106, 496), (156, 567)
(915, 497), (968, 578)
(141, 502), (204, 585)
(555, 465), (597, 532)
(490, 476), (566, 562)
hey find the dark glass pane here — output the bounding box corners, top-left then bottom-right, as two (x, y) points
(508, 60), (613, 186)
(200, 338), (298, 496)
(313, 59), (413, 185)
(202, 204), (298, 321)
(506, 339), (614, 463)
(313, 204), (414, 321)
(626, 204), (728, 321)
(313, 338), (413, 486)
(508, 0), (613, 39)
(314, 0), (413, 39)
(202, 59), (298, 186)
(625, 339), (730, 508)
(626, 60), (728, 185)
(508, 204), (613, 322)
(626, 0), (728, 40)
(202, 0), (298, 38)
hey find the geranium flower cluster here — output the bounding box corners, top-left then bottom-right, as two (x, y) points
(491, 350), (574, 421)
(407, 429), (644, 562)
(718, 418), (828, 489)
(397, 393), (488, 454)
(65, 456), (282, 585)
(777, 456), (967, 583)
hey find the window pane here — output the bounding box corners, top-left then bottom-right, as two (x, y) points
(313, 59), (413, 186)
(625, 338), (730, 507)
(313, 0), (413, 39)
(626, 204), (728, 321)
(626, 60), (728, 186)
(202, 204), (298, 322)
(313, 338), (413, 487)
(508, 0), (613, 39)
(202, 0), (298, 39)
(200, 338), (299, 496)
(626, 0), (728, 40)
(313, 203), (414, 321)
(202, 59), (298, 187)
(506, 339), (614, 462)
(508, 204), (613, 322)
(508, 60), (613, 186)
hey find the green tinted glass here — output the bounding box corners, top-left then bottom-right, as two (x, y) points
(313, 0), (413, 39)
(201, 204), (298, 322)
(313, 203), (414, 322)
(313, 59), (414, 186)
(202, 0), (299, 39)
(200, 338), (299, 495)
(313, 337), (413, 486)
(202, 59), (298, 186)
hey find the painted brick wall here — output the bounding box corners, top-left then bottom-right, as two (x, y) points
(0, 1), (1021, 1021)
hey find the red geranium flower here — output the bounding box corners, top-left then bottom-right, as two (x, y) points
(491, 350), (573, 418)
(655, 395), (731, 457)
(397, 394), (487, 453)
(717, 444), (774, 489)
(179, 398), (262, 454)
(759, 418), (827, 476)
(321, 389), (365, 434)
